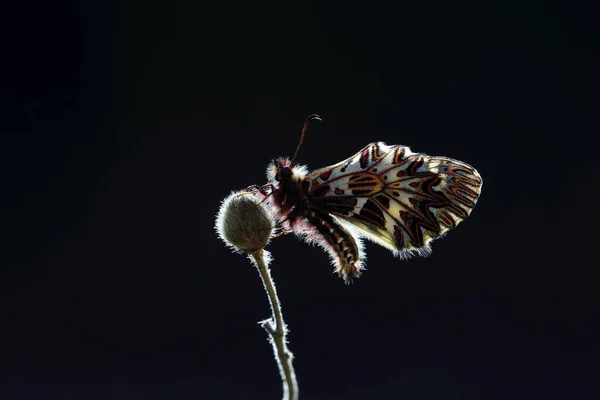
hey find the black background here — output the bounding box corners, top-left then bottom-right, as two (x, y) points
(2, 1), (599, 399)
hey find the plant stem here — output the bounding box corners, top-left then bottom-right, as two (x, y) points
(249, 249), (298, 400)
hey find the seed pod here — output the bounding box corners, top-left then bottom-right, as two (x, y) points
(215, 190), (275, 252)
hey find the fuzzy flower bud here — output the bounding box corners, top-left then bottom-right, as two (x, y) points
(215, 190), (275, 252)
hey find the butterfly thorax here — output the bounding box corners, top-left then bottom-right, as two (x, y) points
(266, 158), (310, 221)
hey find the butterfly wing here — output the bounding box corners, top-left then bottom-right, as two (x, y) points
(304, 142), (483, 259)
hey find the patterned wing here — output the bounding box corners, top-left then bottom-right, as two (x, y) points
(304, 142), (483, 258)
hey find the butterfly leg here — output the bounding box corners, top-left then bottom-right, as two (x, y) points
(305, 210), (364, 282)
(236, 184), (279, 212)
(271, 229), (292, 239)
(238, 183), (274, 197)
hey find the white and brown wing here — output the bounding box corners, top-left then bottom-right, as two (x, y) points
(303, 142), (483, 259)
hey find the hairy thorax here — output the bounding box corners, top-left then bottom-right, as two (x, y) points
(266, 159), (310, 223)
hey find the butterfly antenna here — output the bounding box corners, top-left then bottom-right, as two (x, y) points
(291, 114), (321, 164)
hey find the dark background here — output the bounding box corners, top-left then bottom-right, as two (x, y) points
(2, 1), (599, 399)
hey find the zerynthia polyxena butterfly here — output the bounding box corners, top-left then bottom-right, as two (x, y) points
(251, 114), (483, 283)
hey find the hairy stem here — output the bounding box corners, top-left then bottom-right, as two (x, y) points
(249, 249), (298, 400)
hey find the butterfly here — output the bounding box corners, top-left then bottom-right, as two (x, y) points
(255, 114), (483, 283)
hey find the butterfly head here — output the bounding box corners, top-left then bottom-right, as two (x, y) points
(267, 158), (308, 186)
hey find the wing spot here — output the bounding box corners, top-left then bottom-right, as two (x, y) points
(319, 170), (332, 181)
